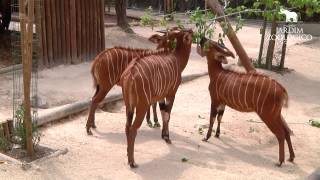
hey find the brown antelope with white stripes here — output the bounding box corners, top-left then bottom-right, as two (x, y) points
(120, 29), (193, 168)
(86, 33), (172, 135)
(198, 38), (295, 166)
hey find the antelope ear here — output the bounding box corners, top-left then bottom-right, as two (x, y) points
(210, 42), (235, 59)
(148, 34), (164, 44)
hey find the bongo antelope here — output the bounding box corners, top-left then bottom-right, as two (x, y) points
(198, 38), (295, 166)
(120, 29), (193, 167)
(86, 33), (172, 135)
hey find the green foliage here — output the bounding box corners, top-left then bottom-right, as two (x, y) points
(0, 130), (10, 152)
(309, 119), (320, 128)
(189, 7), (216, 44)
(289, 0), (320, 16)
(140, 7), (184, 31)
(251, 0), (320, 21)
(13, 106), (41, 149)
(235, 15), (245, 32)
(159, 17), (169, 30)
(140, 7), (155, 29)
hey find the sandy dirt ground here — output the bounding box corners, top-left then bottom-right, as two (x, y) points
(1, 24), (320, 179)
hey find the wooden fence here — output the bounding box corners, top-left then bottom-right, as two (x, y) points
(40, 0), (105, 67)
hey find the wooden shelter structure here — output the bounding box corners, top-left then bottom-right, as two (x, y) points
(40, 0), (105, 67)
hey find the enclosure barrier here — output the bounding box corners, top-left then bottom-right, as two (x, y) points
(40, 0), (105, 67)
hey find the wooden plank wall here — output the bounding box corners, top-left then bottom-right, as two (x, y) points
(40, 0), (105, 67)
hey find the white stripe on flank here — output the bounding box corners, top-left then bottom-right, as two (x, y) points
(112, 49), (117, 82)
(223, 73), (234, 105)
(244, 74), (253, 109)
(215, 71), (223, 99)
(115, 49), (120, 80)
(260, 78), (271, 114)
(237, 75), (245, 109)
(134, 78), (139, 105)
(120, 49), (124, 73)
(221, 72), (231, 95)
(135, 66), (150, 105)
(218, 72), (230, 100)
(105, 52), (113, 85)
(251, 76), (259, 106)
(256, 77), (266, 112)
(157, 56), (167, 96)
(172, 56), (179, 89)
(271, 80), (277, 114)
(136, 62), (152, 104)
(231, 74), (239, 109)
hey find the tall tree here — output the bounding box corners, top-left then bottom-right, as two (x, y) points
(115, 0), (133, 33)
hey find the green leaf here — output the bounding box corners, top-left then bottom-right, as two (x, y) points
(309, 119), (320, 128)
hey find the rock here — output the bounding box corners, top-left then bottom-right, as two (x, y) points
(307, 168), (320, 180)
(21, 163), (32, 171)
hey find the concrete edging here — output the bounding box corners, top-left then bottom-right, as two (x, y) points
(0, 64), (22, 75)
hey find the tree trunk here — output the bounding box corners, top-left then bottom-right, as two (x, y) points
(257, 17), (267, 67)
(279, 23), (289, 70)
(115, 0), (133, 33)
(207, 0), (256, 73)
(266, 15), (277, 70)
(19, 0), (34, 157)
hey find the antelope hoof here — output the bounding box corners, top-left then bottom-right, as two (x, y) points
(129, 161), (138, 168)
(86, 127), (93, 136)
(214, 133), (220, 138)
(276, 161), (284, 167)
(202, 137), (208, 142)
(153, 122), (161, 128)
(147, 122), (153, 128)
(288, 157), (295, 163)
(162, 134), (172, 144)
(165, 138), (172, 144)
(92, 123), (97, 129)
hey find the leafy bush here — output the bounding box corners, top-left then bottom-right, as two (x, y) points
(0, 130), (11, 152)
(13, 106), (41, 149)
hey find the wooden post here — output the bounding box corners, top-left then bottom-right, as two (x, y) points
(207, 0), (256, 73)
(35, 0), (43, 68)
(100, 0), (105, 50)
(50, 0), (58, 63)
(45, 0), (53, 66)
(64, 0), (71, 64)
(76, 0), (82, 61)
(7, 119), (14, 137)
(20, 0), (35, 156)
(40, 0), (49, 67)
(2, 122), (10, 140)
(205, 0), (208, 10)
(70, 0), (78, 63)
